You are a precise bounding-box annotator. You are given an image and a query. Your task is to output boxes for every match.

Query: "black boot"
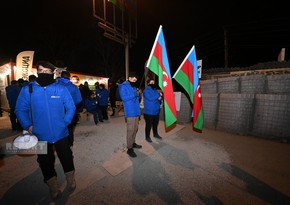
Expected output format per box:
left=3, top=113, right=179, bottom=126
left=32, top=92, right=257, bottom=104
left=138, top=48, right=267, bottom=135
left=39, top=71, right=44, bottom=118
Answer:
left=127, top=148, right=137, bottom=157
left=146, top=137, right=152, bottom=143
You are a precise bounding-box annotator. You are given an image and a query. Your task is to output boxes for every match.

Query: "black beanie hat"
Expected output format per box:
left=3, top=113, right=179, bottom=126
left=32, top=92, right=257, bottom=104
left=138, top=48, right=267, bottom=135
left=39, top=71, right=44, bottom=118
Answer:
left=36, top=61, right=56, bottom=71
left=128, top=72, right=138, bottom=78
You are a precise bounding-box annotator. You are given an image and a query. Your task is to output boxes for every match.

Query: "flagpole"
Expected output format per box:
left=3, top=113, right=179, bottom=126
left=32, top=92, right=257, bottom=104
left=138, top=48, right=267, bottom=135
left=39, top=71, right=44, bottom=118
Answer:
left=145, top=25, right=162, bottom=68
left=172, top=45, right=195, bottom=78
left=138, top=65, right=146, bottom=90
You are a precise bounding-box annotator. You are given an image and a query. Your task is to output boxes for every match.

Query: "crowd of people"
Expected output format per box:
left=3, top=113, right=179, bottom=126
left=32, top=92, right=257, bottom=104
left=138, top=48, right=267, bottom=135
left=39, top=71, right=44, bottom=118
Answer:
left=3, top=60, right=164, bottom=201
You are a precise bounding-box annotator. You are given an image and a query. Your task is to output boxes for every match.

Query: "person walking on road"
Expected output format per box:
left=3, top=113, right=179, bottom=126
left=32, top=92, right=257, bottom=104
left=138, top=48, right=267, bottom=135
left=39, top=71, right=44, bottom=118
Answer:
left=57, top=70, right=83, bottom=147
left=79, top=81, right=91, bottom=101
left=96, top=83, right=109, bottom=120
left=118, top=72, right=142, bottom=158
left=15, top=61, right=77, bottom=201
left=83, top=90, right=102, bottom=124
left=5, top=80, right=22, bottom=131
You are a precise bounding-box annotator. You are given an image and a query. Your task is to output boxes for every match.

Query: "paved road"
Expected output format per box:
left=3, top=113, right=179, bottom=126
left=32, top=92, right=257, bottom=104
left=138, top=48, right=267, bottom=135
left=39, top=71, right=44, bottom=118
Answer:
left=0, top=112, right=290, bottom=205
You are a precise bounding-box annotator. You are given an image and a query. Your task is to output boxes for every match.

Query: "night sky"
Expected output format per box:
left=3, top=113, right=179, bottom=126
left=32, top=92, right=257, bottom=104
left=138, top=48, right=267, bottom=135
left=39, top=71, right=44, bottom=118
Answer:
left=1, top=0, right=289, bottom=79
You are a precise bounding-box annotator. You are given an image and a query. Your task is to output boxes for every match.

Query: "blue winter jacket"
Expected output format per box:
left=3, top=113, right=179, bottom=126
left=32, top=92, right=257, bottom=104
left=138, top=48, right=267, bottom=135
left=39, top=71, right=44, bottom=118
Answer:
left=143, top=86, right=162, bottom=115
left=96, top=88, right=109, bottom=106
left=57, top=78, right=82, bottom=105
left=118, top=81, right=141, bottom=118
left=84, top=97, right=98, bottom=113
left=15, top=81, right=76, bottom=143
left=5, top=84, right=21, bottom=109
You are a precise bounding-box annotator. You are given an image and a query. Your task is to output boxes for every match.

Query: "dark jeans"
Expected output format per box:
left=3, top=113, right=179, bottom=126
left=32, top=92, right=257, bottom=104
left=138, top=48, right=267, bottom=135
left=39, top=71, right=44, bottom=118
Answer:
left=37, top=137, right=75, bottom=182
left=68, top=113, right=79, bottom=146
left=110, top=100, right=116, bottom=109
left=9, top=108, right=22, bottom=131
left=99, top=105, right=108, bottom=120
left=89, top=110, right=100, bottom=124
left=144, top=114, right=160, bottom=138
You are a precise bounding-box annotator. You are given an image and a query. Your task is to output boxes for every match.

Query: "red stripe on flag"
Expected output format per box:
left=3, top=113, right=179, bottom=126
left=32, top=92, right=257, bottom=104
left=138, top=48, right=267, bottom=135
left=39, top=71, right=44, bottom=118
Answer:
left=153, top=42, right=177, bottom=118
left=193, top=83, right=202, bottom=125
left=181, top=59, right=194, bottom=85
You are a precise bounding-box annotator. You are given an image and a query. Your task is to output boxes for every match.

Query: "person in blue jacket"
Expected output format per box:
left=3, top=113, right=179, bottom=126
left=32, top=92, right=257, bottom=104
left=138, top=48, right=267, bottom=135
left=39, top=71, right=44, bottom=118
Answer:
left=83, top=90, right=101, bottom=124
left=143, top=79, right=163, bottom=143
left=118, top=72, right=142, bottom=158
left=5, top=80, right=22, bottom=131
left=15, top=61, right=76, bottom=200
left=57, top=70, right=83, bottom=147
left=96, top=83, right=109, bottom=120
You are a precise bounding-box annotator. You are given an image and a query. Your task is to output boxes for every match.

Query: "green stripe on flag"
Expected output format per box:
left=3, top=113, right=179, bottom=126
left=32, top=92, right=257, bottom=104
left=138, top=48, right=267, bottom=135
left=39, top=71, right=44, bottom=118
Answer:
left=147, top=56, right=162, bottom=78
left=194, top=109, right=204, bottom=130
left=174, top=70, right=194, bottom=103
left=164, top=101, right=177, bottom=128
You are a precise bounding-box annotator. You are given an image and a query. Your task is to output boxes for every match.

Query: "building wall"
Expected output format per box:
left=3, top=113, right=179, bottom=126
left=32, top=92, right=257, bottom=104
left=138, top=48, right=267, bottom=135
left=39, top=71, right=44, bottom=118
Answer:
left=251, top=94, right=290, bottom=139
left=201, top=93, right=219, bottom=129
left=199, top=73, right=290, bottom=141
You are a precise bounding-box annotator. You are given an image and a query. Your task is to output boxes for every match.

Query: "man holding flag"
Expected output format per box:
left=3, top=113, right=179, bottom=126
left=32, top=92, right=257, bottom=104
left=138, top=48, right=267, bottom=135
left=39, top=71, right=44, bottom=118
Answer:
left=118, top=72, right=142, bottom=158
left=173, top=46, right=204, bottom=132
left=146, top=25, right=177, bottom=129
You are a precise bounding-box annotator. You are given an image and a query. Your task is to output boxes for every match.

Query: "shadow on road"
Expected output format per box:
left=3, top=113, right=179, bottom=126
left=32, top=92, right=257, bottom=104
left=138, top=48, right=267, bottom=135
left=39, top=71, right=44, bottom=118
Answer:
left=220, top=163, right=290, bottom=205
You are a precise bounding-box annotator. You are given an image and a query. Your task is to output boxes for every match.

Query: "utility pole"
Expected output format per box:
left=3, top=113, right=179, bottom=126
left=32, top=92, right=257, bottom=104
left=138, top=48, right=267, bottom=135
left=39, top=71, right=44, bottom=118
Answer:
left=93, top=0, right=137, bottom=80
left=125, top=35, right=129, bottom=79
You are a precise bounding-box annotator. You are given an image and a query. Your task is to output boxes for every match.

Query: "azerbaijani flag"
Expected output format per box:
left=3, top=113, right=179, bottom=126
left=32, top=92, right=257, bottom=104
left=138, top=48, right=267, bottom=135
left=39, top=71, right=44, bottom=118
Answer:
left=173, top=46, right=204, bottom=131
left=146, top=25, right=177, bottom=128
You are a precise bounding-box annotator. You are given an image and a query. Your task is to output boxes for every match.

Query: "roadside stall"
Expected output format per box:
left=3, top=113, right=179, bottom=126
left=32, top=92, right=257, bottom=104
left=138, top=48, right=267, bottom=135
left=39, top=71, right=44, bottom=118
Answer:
left=0, top=62, right=15, bottom=113
left=69, top=71, right=109, bottom=90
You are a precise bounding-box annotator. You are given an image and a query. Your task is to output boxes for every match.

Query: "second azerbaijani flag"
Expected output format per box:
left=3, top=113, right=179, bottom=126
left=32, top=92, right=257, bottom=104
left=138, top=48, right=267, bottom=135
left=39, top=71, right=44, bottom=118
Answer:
left=146, top=25, right=177, bottom=128
left=173, top=45, right=204, bottom=131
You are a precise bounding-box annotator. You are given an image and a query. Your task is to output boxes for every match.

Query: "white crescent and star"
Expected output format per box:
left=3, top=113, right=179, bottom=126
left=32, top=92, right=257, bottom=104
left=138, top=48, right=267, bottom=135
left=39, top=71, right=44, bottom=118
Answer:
left=197, top=84, right=201, bottom=98
left=162, top=71, right=168, bottom=87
